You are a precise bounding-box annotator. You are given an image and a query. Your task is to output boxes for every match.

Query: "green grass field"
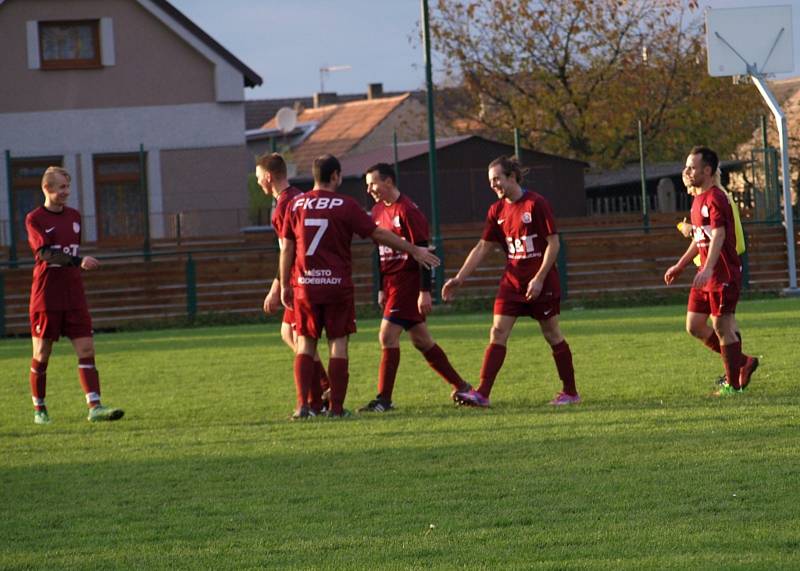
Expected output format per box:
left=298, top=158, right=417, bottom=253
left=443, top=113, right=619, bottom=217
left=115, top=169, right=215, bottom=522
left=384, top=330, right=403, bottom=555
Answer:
left=1, top=298, right=799, bottom=570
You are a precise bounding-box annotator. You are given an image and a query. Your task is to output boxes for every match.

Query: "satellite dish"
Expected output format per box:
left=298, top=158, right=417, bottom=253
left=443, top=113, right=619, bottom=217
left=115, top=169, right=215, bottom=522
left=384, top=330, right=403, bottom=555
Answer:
left=275, top=107, right=298, bottom=133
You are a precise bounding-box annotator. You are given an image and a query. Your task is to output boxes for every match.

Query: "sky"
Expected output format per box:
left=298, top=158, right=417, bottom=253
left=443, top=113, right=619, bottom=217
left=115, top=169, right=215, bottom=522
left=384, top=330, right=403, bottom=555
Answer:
left=168, top=0, right=429, bottom=100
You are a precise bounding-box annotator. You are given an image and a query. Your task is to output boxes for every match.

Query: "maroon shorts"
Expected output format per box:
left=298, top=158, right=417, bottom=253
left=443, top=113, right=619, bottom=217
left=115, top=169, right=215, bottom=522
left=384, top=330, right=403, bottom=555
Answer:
left=282, top=307, right=296, bottom=326
left=687, top=283, right=739, bottom=316
left=30, top=309, right=93, bottom=341
left=493, top=287, right=560, bottom=321
left=294, top=296, right=357, bottom=339
left=382, top=271, right=424, bottom=325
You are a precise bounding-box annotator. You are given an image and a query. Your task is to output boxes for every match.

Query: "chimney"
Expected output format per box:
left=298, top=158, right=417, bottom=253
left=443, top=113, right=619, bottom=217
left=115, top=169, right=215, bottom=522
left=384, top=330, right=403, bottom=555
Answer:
left=313, top=92, right=338, bottom=108
left=367, top=83, right=384, bottom=99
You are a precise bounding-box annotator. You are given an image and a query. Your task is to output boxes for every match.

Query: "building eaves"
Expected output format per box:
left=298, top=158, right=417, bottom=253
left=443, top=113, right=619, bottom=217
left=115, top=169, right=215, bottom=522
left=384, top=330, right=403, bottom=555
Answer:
left=152, top=0, right=262, bottom=87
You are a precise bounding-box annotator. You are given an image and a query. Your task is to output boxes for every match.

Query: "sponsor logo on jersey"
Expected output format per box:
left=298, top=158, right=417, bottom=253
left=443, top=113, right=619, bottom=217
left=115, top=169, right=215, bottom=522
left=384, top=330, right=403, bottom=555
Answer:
left=393, top=215, right=401, bottom=228
left=522, top=212, right=532, bottom=223
left=292, top=196, right=345, bottom=211
left=73, top=222, right=80, bottom=233
left=701, top=205, right=709, bottom=218
left=45, top=227, right=55, bottom=233
left=497, top=218, right=505, bottom=224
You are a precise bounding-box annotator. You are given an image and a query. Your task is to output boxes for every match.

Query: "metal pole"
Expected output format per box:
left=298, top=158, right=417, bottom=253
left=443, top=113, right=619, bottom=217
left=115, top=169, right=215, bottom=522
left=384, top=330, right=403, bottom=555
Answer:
left=421, top=0, right=443, bottom=301
left=0, top=270, right=5, bottom=337
left=752, top=76, right=799, bottom=292
left=638, top=120, right=650, bottom=234
left=513, top=127, right=521, bottom=158
left=393, top=129, right=400, bottom=189
left=139, top=144, right=151, bottom=262
left=5, top=150, right=17, bottom=268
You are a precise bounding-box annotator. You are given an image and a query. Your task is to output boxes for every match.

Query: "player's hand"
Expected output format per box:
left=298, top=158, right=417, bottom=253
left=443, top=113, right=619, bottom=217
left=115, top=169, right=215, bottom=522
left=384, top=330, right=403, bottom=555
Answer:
left=441, top=276, right=462, bottom=302
left=664, top=264, right=683, bottom=285
left=677, top=218, right=692, bottom=238
left=692, top=267, right=711, bottom=289
left=263, top=291, right=282, bottom=314
left=418, top=291, right=432, bottom=316
left=412, top=245, right=440, bottom=270
left=377, top=290, right=385, bottom=308
left=280, top=285, right=294, bottom=310
left=525, top=276, right=544, bottom=301
left=81, top=256, right=99, bottom=270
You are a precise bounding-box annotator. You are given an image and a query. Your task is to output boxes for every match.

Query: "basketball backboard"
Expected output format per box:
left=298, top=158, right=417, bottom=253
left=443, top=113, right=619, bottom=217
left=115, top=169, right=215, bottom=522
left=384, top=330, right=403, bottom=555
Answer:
left=706, top=5, right=795, bottom=77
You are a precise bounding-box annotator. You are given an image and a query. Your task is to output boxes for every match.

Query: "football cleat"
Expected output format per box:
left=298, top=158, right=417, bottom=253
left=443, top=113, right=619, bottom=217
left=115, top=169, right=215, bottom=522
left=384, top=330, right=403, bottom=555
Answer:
left=358, top=398, right=395, bottom=413
left=34, top=409, right=51, bottom=425
left=715, top=374, right=727, bottom=386
left=87, top=405, right=125, bottom=422
left=739, top=356, right=759, bottom=390
left=320, top=388, right=331, bottom=413
left=290, top=406, right=316, bottom=421
left=451, top=388, right=490, bottom=408
left=714, top=382, right=744, bottom=397
left=548, top=392, right=581, bottom=406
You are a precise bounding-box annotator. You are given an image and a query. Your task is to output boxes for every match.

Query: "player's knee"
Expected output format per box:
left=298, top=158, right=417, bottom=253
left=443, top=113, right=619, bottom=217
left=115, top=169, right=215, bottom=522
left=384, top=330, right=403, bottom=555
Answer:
left=686, top=323, right=705, bottom=338
left=489, top=326, right=510, bottom=344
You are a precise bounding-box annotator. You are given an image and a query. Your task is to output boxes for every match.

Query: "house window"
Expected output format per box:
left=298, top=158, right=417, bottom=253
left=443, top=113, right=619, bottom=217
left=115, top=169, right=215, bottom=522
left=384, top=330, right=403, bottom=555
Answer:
left=94, top=154, right=148, bottom=241
left=39, top=20, right=101, bottom=70
left=10, top=157, right=62, bottom=246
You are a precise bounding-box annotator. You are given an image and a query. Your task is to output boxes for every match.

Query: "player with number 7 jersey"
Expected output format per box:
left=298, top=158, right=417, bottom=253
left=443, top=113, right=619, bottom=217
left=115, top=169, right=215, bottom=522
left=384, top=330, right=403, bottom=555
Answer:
left=280, top=154, right=440, bottom=419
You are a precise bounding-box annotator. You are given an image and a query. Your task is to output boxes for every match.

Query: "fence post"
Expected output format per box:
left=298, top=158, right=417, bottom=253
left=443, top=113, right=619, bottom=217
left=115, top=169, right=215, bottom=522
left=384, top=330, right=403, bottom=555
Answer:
left=0, top=271, right=5, bottom=337
left=557, top=234, right=568, bottom=299
left=185, top=253, right=197, bottom=323
left=5, top=150, right=18, bottom=268
left=139, top=144, right=151, bottom=262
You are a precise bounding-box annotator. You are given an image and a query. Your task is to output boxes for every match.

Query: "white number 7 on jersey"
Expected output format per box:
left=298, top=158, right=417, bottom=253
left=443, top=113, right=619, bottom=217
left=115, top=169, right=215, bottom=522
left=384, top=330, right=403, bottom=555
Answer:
left=304, top=218, right=329, bottom=256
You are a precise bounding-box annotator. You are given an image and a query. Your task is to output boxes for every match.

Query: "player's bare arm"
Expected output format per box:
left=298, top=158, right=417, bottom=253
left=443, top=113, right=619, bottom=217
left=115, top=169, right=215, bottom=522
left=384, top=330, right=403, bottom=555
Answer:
left=417, top=290, right=432, bottom=316
left=263, top=278, right=282, bottom=314
left=442, top=239, right=493, bottom=301
left=693, top=227, right=725, bottom=289
left=372, top=227, right=440, bottom=269
left=526, top=234, right=560, bottom=301
left=664, top=242, right=699, bottom=285
left=279, top=238, right=296, bottom=309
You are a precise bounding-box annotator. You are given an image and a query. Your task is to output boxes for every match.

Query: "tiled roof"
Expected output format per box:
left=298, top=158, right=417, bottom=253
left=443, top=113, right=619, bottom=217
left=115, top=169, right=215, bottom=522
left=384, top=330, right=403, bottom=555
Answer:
left=244, top=90, right=424, bottom=130
left=261, top=94, right=412, bottom=175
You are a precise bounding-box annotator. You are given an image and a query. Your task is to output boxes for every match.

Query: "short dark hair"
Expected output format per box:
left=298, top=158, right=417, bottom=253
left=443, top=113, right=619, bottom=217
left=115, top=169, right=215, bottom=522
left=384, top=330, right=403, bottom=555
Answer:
left=255, top=152, right=287, bottom=178
left=364, top=163, right=396, bottom=184
left=488, top=155, right=528, bottom=183
left=313, top=154, right=341, bottom=184
left=689, top=146, right=719, bottom=174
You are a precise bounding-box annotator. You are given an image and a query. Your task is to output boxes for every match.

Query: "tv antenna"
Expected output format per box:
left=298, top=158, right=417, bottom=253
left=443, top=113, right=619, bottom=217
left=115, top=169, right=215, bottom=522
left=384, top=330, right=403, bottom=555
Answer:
left=319, top=65, right=351, bottom=92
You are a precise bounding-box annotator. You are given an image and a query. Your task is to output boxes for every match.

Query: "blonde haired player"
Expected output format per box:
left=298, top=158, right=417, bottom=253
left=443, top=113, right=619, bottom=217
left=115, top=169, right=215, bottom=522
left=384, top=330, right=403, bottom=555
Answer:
left=25, top=167, right=124, bottom=424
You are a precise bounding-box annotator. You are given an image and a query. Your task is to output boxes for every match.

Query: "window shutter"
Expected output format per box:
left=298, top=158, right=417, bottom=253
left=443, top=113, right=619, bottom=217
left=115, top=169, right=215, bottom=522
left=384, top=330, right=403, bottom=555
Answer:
left=100, top=17, right=115, bottom=66
left=26, top=21, right=40, bottom=70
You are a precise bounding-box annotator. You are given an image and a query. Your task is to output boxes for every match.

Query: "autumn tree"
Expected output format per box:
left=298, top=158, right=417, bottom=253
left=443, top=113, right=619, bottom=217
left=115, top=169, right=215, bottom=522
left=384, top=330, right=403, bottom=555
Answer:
left=431, top=0, right=764, bottom=168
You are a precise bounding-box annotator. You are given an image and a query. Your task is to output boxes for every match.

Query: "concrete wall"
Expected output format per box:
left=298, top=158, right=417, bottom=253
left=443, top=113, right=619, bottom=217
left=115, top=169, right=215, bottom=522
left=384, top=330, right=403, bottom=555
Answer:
left=160, top=146, right=251, bottom=236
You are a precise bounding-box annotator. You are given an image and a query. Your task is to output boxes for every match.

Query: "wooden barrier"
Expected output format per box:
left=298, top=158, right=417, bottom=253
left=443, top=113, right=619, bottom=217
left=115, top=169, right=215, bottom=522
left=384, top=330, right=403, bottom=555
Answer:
left=1, top=223, right=798, bottom=335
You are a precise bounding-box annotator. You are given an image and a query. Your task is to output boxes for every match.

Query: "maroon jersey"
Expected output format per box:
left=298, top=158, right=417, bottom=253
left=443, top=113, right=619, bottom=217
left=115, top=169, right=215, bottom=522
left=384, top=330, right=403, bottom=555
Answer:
left=271, top=185, right=303, bottom=237
left=481, top=190, right=560, bottom=298
left=282, top=190, right=376, bottom=303
left=25, top=206, right=87, bottom=311
left=371, top=194, right=430, bottom=275
left=690, top=186, right=741, bottom=291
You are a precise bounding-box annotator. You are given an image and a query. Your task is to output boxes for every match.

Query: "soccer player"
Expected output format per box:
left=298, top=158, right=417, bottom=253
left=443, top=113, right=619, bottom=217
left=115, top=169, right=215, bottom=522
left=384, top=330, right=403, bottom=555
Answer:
left=677, top=166, right=748, bottom=387
left=279, top=154, right=440, bottom=419
left=25, top=166, right=124, bottom=424
left=358, top=163, right=487, bottom=412
left=256, top=153, right=329, bottom=412
left=664, top=146, right=758, bottom=396
left=441, top=156, right=580, bottom=406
